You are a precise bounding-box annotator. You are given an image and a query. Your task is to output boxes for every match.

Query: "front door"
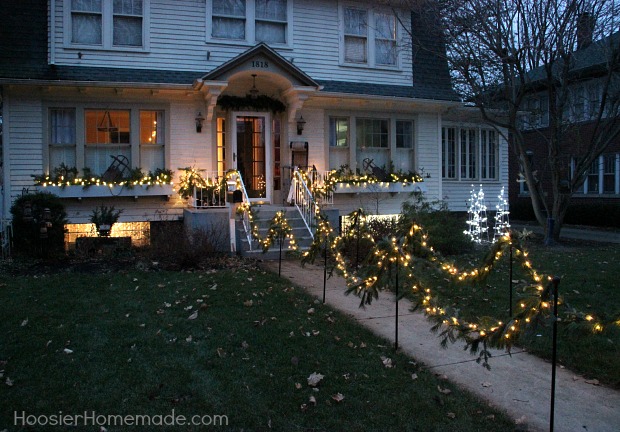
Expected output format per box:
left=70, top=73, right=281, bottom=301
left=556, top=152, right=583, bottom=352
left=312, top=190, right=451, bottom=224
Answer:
left=233, top=113, right=271, bottom=202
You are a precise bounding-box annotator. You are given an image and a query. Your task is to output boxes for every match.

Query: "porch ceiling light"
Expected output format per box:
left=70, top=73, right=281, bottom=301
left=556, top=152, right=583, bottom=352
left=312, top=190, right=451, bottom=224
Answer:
left=249, top=74, right=259, bottom=99
left=195, top=111, right=205, bottom=133
left=296, top=115, right=306, bottom=135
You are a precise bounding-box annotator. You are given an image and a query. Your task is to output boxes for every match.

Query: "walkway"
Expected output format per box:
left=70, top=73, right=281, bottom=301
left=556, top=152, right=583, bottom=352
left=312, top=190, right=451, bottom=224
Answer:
left=263, top=260, right=620, bottom=432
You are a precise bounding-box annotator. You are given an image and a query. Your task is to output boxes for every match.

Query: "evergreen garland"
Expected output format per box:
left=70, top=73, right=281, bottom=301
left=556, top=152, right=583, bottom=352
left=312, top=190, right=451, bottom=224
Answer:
left=217, top=95, right=286, bottom=113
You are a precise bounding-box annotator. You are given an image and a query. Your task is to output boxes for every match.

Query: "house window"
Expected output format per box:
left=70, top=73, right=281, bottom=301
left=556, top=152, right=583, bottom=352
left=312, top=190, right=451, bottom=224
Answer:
left=522, top=95, right=549, bottom=130
left=519, top=151, right=534, bottom=195
left=216, top=117, right=226, bottom=177
left=344, top=8, right=368, bottom=63
left=71, top=0, right=103, bottom=45
left=394, top=120, right=414, bottom=173
left=139, top=111, right=164, bottom=173
left=396, top=120, right=413, bottom=149
left=480, top=129, right=497, bottom=179
left=210, top=0, right=289, bottom=44
left=49, top=109, right=77, bottom=168
left=442, top=127, right=456, bottom=179
left=69, top=0, right=144, bottom=48
left=342, top=5, right=399, bottom=68
left=273, top=117, right=281, bottom=190
left=603, top=154, right=616, bottom=193
left=212, top=0, right=246, bottom=39
left=442, top=126, right=498, bottom=181
left=113, top=0, right=144, bottom=46
left=256, top=0, right=287, bottom=44
left=47, top=107, right=166, bottom=177
left=85, top=110, right=131, bottom=174
left=356, top=118, right=389, bottom=170
left=460, top=128, right=477, bottom=180
left=375, top=12, right=396, bottom=66
left=329, top=117, right=349, bottom=170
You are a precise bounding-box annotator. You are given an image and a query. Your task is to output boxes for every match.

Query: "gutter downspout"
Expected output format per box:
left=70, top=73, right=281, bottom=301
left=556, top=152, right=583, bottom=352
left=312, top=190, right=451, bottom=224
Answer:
left=50, top=0, right=56, bottom=65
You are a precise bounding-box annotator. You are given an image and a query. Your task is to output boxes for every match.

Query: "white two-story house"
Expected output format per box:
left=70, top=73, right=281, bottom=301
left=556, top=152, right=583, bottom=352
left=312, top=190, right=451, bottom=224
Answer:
left=0, top=0, right=508, bottom=248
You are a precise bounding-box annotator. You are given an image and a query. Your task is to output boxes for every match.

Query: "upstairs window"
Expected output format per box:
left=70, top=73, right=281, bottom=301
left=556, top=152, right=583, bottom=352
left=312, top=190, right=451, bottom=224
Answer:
left=375, top=12, right=396, bottom=66
left=113, top=0, right=143, bottom=46
left=68, top=0, right=145, bottom=49
left=255, top=0, right=287, bottom=44
left=71, top=0, right=103, bottom=45
left=210, top=0, right=289, bottom=45
left=342, top=5, right=399, bottom=68
left=344, top=8, right=368, bottom=63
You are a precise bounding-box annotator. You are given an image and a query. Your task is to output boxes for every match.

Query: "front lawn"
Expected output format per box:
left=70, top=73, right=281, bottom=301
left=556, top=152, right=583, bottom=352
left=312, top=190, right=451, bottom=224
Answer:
left=0, top=260, right=516, bottom=431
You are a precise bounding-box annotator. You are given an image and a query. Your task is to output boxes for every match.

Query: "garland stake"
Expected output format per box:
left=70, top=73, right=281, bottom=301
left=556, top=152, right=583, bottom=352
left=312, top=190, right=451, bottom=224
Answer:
left=550, top=276, right=561, bottom=432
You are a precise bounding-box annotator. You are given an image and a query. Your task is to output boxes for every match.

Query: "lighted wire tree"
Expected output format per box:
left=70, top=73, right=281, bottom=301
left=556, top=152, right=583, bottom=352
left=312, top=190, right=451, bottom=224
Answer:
left=464, top=185, right=489, bottom=244
left=493, top=186, right=511, bottom=243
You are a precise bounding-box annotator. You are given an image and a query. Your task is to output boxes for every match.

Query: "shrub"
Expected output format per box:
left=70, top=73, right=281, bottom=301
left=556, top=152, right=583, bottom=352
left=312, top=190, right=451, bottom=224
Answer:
left=146, top=220, right=227, bottom=269
left=399, top=195, right=472, bottom=256
left=10, top=192, right=68, bottom=257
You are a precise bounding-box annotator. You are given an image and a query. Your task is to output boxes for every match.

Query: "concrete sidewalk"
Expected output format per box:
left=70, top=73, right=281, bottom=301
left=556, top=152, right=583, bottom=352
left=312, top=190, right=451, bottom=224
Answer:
left=263, top=260, right=620, bottom=432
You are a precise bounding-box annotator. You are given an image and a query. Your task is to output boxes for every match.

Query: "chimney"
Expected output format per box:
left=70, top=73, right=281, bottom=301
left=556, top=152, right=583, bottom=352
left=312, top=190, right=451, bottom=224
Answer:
left=577, top=12, right=595, bottom=49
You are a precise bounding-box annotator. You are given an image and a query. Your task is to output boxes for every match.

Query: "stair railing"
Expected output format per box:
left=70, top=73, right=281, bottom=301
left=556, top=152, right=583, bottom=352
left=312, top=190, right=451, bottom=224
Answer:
left=291, top=168, right=319, bottom=239
left=226, top=170, right=254, bottom=250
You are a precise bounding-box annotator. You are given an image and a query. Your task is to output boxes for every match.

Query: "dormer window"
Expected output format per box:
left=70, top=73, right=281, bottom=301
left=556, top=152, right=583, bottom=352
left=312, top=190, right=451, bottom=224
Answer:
left=67, top=0, right=146, bottom=50
left=209, top=0, right=290, bottom=45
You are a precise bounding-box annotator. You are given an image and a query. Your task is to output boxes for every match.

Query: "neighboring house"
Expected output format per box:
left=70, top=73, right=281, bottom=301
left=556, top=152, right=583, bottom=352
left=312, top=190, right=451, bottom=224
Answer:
left=0, top=0, right=508, bottom=249
left=510, top=28, right=620, bottom=225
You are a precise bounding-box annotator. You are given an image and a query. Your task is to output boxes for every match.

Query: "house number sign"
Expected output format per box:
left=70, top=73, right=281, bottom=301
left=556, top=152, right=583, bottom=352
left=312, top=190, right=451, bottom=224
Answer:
left=251, top=60, right=269, bottom=68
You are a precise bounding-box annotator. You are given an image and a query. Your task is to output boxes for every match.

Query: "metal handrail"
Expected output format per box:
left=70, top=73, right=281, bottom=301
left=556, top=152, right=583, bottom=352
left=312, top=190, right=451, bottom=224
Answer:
left=191, top=171, right=227, bottom=208
left=292, top=168, right=319, bottom=239
left=227, top=170, right=254, bottom=250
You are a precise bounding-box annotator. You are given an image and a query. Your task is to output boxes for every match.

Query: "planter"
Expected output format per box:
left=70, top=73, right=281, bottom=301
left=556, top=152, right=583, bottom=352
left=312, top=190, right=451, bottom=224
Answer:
left=37, top=184, right=174, bottom=199
left=333, top=182, right=427, bottom=194
left=76, top=236, right=131, bottom=256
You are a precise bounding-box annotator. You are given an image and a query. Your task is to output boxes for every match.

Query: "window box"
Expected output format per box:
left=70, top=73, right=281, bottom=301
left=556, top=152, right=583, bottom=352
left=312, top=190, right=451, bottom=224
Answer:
left=333, top=182, right=426, bottom=194
left=38, top=184, right=174, bottom=199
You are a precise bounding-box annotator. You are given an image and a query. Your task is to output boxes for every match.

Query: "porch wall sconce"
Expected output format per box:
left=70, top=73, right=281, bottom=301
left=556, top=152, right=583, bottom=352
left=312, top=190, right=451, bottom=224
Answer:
left=296, top=115, right=306, bottom=135
left=195, top=112, right=205, bottom=133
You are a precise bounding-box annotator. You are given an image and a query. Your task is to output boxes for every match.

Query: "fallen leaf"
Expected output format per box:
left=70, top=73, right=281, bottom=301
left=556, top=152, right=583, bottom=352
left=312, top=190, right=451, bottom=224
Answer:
left=486, top=414, right=495, bottom=420
left=185, top=336, right=193, bottom=343
left=5, top=377, right=13, bottom=386
left=216, top=348, right=226, bottom=358
left=243, top=300, right=254, bottom=307
left=331, top=393, right=345, bottom=402
left=380, top=356, right=393, bottom=368
left=437, top=385, right=452, bottom=395
left=411, top=373, right=418, bottom=380
left=21, top=319, right=28, bottom=327
left=241, top=341, right=249, bottom=350
left=157, top=284, right=166, bottom=288
left=481, top=382, right=492, bottom=388
left=187, top=311, right=198, bottom=320
left=307, top=308, right=315, bottom=315
left=309, top=395, right=317, bottom=405
left=210, top=284, right=218, bottom=290
left=447, top=412, right=456, bottom=419
left=295, top=383, right=302, bottom=389
left=63, top=348, right=73, bottom=354
left=300, top=403, right=308, bottom=412
left=585, top=379, right=600, bottom=386
left=307, top=372, right=324, bottom=387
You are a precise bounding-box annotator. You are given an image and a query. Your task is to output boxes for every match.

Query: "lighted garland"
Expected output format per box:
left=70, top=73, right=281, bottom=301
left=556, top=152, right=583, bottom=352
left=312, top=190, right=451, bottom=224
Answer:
left=33, top=168, right=173, bottom=189
left=260, top=210, right=298, bottom=253
left=287, top=206, right=618, bottom=367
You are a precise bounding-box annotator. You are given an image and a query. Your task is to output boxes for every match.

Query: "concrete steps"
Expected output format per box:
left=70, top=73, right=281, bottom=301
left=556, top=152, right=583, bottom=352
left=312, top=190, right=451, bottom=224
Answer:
left=236, top=206, right=314, bottom=259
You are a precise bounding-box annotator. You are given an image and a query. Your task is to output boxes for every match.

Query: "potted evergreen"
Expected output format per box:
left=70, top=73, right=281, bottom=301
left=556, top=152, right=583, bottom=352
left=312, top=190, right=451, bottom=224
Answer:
left=90, top=205, right=122, bottom=237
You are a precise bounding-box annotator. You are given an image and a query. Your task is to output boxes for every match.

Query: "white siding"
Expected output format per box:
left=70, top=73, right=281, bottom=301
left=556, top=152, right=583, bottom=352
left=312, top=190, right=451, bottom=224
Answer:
left=416, top=113, right=441, bottom=201
left=52, top=0, right=413, bottom=87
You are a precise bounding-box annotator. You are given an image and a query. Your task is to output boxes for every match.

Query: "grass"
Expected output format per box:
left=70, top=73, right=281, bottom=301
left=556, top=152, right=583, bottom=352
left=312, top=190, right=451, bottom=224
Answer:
left=415, top=235, right=620, bottom=388
left=0, top=259, right=517, bottom=431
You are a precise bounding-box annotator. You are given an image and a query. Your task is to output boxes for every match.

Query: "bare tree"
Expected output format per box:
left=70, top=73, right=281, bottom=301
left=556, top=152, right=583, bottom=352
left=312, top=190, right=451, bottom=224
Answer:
left=402, top=0, right=620, bottom=243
